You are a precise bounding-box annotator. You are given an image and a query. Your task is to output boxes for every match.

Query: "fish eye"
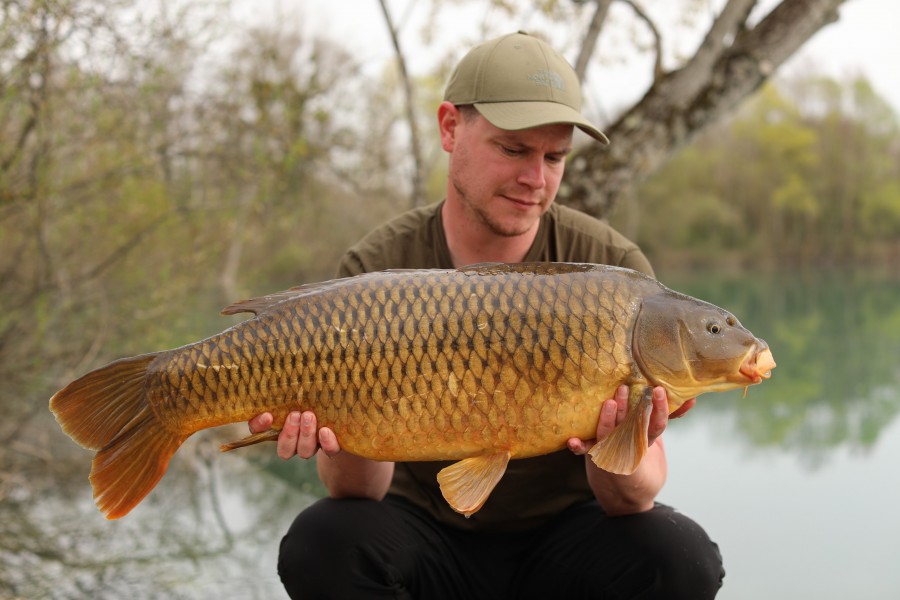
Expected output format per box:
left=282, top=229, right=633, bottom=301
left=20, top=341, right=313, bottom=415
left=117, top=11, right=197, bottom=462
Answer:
left=707, top=322, right=722, bottom=334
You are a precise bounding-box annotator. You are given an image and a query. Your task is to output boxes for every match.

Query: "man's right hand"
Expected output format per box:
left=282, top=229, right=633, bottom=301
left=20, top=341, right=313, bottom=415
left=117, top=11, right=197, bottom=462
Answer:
left=248, top=411, right=341, bottom=460
left=250, top=410, right=394, bottom=500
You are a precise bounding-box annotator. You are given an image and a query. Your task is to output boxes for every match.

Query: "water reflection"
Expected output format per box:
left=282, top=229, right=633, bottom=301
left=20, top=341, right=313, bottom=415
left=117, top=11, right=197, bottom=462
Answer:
left=662, top=267, right=900, bottom=467
left=2, top=422, right=312, bottom=599
left=3, top=268, right=898, bottom=598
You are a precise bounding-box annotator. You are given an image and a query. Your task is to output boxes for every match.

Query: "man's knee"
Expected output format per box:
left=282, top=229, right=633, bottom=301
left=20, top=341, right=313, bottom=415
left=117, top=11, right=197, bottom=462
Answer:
left=277, top=497, right=391, bottom=597
left=515, top=502, right=724, bottom=599
left=636, top=505, right=725, bottom=599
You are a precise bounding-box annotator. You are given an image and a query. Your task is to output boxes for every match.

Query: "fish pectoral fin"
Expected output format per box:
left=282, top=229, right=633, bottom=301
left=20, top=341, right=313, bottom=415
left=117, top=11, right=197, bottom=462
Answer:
left=587, top=386, right=653, bottom=475
left=220, top=428, right=281, bottom=452
left=437, top=451, right=511, bottom=518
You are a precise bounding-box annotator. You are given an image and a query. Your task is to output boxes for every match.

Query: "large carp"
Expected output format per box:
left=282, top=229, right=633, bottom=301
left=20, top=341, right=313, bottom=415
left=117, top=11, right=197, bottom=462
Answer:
left=50, top=263, right=775, bottom=520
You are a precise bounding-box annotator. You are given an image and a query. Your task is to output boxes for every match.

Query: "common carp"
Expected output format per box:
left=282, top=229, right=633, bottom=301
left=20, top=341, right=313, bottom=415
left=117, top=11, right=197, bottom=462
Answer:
left=50, top=263, right=775, bottom=520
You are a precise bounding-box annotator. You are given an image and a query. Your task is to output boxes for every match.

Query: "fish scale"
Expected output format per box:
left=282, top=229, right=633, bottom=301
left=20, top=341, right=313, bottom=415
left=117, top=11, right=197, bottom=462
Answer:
left=49, top=262, right=775, bottom=519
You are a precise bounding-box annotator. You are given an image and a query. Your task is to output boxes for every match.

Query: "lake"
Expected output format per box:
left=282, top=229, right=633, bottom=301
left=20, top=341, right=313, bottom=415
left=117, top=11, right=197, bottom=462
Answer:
left=3, top=267, right=899, bottom=599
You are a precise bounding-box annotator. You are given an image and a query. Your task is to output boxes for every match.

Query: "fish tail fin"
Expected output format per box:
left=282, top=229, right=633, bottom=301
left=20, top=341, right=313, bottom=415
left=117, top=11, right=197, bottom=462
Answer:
left=587, top=388, right=653, bottom=475
left=49, top=354, right=187, bottom=519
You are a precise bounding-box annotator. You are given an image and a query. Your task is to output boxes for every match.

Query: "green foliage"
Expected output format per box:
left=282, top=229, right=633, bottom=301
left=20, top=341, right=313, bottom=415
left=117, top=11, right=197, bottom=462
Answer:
left=1, top=5, right=897, bottom=593
left=860, top=180, right=900, bottom=239
left=0, top=2, right=409, bottom=440
left=624, top=74, right=900, bottom=267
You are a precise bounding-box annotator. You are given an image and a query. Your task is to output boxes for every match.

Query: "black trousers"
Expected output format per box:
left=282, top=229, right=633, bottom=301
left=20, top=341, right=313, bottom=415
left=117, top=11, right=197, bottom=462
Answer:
left=277, top=494, right=724, bottom=600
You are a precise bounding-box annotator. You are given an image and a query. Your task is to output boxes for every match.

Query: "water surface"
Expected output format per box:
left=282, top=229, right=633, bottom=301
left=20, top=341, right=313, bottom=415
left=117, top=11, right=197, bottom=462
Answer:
left=3, top=267, right=898, bottom=599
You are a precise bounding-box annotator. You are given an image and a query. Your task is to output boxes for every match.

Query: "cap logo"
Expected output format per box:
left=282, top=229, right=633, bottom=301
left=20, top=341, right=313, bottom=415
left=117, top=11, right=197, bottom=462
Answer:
left=527, top=69, right=565, bottom=91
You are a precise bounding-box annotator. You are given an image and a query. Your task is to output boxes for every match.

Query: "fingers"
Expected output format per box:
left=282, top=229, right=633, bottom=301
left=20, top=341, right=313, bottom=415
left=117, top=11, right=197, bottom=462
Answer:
left=647, top=386, right=670, bottom=445
left=596, top=384, right=628, bottom=439
left=568, top=385, right=629, bottom=456
left=274, top=411, right=342, bottom=460
left=296, top=411, right=321, bottom=459
left=248, top=412, right=273, bottom=434
left=613, top=384, right=628, bottom=420
left=594, top=398, right=619, bottom=440
left=276, top=412, right=304, bottom=460
left=317, top=427, right=341, bottom=457
left=569, top=385, right=690, bottom=457
left=567, top=437, right=588, bottom=455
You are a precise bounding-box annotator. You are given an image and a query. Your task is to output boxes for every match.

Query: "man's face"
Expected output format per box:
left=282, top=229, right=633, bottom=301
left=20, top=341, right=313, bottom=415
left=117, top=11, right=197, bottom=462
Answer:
left=444, top=107, right=574, bottom=238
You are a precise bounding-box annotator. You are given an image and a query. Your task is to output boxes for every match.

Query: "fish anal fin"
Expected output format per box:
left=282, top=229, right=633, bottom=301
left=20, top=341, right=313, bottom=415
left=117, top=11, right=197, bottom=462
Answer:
left=437, top=451, right=511, bottom=517
left=220, top=428, right=280, bottom=452
left=587, top=386, right=653, bottom=475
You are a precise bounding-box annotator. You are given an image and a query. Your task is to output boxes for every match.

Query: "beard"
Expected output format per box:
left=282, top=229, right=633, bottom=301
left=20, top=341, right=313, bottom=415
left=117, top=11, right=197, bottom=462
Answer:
left=452, top=179, right=543, bottom=238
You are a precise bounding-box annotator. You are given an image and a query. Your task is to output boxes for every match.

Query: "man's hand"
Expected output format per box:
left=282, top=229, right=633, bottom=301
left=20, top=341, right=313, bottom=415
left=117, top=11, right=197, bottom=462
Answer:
left=249, top=410, right=393, bottom=499
left=565, top=385, right=696, bottom=515
left=248, top=411, right=341, bottom=460
left=565, top=385, right=696, bottom=455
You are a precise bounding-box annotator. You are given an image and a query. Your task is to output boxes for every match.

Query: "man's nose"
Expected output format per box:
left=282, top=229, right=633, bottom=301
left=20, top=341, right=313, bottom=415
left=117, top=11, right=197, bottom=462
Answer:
left=517, top=156, right=546, bottom=189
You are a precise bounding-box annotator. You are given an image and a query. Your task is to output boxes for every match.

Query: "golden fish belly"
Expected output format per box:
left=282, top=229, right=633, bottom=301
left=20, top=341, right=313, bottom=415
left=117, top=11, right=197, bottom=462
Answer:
left=148, top=266, right=644, bottom=461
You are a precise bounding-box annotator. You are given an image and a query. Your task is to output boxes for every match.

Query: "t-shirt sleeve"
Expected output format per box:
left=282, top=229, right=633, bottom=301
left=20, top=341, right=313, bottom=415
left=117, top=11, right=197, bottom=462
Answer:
left=618, top=247, right=655, bottom=278
left=336, top=250, right=366, bottom=278
left=544, top=205, right=657, bottom=279
left=335, top=202, right=447, bottom=278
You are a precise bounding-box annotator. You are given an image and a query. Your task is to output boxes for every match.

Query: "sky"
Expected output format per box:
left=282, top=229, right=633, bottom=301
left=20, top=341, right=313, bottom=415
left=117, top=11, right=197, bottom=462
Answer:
left=794, top=0, right=900, bottom=112
left=242, top=0, right=900, bottom=119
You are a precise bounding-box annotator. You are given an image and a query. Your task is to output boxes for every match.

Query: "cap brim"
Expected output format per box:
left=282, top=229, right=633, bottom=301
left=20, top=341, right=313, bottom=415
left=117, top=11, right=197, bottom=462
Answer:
left=475, top=101, right=609, bottom=144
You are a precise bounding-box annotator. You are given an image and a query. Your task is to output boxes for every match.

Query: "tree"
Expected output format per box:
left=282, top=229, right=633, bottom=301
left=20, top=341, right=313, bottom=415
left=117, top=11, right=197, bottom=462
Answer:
left=374, top=0, right=850, bottom=218
left=624, top=72, right=900, bottom=266
left=195, top=23, right=367, bottom=299
left=563, top=0, right=849, bottom=216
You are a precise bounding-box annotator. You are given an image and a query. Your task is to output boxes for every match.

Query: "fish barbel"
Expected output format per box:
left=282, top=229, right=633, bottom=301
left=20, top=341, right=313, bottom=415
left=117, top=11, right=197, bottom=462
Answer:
left=49, top=263, right=775, bottom=519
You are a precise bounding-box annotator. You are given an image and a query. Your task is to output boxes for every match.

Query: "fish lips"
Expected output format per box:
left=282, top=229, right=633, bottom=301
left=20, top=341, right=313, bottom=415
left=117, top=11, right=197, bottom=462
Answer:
left=738, top=346, right=776, bottom=383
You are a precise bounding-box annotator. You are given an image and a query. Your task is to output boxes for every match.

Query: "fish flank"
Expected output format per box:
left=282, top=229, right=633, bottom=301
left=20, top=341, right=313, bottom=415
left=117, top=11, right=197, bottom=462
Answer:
left=48, top=263, right=774, bottom=518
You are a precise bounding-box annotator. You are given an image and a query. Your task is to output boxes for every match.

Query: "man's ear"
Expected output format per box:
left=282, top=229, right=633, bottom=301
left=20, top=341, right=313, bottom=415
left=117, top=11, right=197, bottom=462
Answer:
left=437, top=101, right=460, bottom=152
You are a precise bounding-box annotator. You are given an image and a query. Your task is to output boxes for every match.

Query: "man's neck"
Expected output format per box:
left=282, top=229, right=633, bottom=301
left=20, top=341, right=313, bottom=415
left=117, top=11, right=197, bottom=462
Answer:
left=441, top=200, right=541, bottom=268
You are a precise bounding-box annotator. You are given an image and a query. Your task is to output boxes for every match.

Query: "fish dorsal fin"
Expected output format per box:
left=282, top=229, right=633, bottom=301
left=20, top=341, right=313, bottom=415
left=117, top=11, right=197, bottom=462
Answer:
left=222, top=290, right=294, bottom=316
left=458, top=262, right=506, bottom=273
left=220, top=283, right=337, bottom=316
left=437, top=450, right=511, bottom=517
left=587, top=385, right=653, bottom=475
left=458, top=262, right=600, bottom=277
left=220, top=271, right=409, bottom=316
left=221, top=270, right=448, bottom=316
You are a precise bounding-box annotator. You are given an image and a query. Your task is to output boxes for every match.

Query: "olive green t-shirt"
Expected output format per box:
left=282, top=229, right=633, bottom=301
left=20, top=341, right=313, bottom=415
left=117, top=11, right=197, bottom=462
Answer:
left=336, top=201, right=654, bottom=532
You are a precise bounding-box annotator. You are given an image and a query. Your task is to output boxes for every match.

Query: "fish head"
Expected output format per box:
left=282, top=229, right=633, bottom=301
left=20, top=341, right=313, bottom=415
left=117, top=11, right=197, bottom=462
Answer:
left=632, top=292, right=775, bottom=409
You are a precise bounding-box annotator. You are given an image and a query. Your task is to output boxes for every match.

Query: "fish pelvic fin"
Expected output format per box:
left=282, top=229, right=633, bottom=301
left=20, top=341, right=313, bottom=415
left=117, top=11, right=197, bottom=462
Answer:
left=220, top=428, right=281, bottom=451
left=49, top=354, right=187, bottom=520
left=437, top=451, right=511, bottom=517
left=587, top=386, right=653, bottom=475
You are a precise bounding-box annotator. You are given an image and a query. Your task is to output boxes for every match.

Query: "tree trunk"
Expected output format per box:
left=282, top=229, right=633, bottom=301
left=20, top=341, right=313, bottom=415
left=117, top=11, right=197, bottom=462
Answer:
left=560, top=0, right=847, bottom=218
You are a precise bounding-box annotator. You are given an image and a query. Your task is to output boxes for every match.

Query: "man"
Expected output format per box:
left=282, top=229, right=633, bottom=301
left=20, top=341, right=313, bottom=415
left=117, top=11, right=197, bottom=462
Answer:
left=249, top=31, right=724, bottom=599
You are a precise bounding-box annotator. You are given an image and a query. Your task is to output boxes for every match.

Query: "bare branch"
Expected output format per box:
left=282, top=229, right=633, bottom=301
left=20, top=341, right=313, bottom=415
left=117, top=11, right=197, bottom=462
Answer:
left=560, top=0, right=848, bottom=217
left=663, top=0, right=759, bottom=105
left=82, top=212, right=173, bottom=283
left=573, top=0, right=612, bottom=82
left=378, top=0, right=426, bottom=209
left=619, top=0, right=664, bottom=81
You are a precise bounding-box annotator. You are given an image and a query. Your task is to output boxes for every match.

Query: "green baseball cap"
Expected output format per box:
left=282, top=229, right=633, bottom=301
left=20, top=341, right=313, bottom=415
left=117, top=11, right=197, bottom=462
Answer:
left=444, top=31, right=608, bottom=144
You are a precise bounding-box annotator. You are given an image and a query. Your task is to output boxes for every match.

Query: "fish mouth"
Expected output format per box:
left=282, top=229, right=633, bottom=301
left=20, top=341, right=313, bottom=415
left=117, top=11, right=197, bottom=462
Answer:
left=739, top=347, right=776, bottom=383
